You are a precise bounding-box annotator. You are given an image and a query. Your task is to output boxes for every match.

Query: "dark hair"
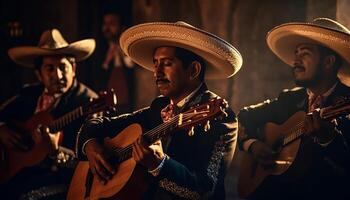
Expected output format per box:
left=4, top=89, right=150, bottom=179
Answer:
left=34, top=55, right=76, bottom=71
left=318, top=45, right=342, bottom=72
left=101, top=2, right=131, bottom=27
left=174, top=47, right=206, bottom=81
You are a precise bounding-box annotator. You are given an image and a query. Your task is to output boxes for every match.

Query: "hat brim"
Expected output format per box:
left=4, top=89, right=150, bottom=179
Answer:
left=8, top=39, right=96, bottom=68
left=120, top=22, right=242, bottom=79
left=267, top=23, right=350, bottom=84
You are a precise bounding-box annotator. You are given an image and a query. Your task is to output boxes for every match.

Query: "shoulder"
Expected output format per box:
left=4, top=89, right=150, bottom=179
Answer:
left=279, top=87, right=306, bottom=97
left=334, top=82, right=350, bottom=95
left=74, top=82, right=99, bottom=99
left=239, top=87, right=306, bottom=114
left=20, top=83, right=44, bottom=95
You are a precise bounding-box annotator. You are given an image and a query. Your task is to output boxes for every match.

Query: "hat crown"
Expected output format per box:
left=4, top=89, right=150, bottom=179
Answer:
left=38, top=29, right=69, bottom=49
left=313, top=18, right=350, bottom=34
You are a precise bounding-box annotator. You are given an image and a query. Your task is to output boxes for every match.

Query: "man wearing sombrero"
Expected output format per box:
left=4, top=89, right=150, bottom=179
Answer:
left=0, top=29, right=98, bottom=199
left=75, top=21, right=242, bottom=199
left=238, top=18, right=350, bottom=199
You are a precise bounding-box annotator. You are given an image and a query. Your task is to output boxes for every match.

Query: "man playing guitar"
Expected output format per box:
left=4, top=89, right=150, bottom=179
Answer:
left=238, top=18, right=350, bottom=200
left=0, top=29, right=98, bottom=199
left=74, top=21, right=242, bottom=199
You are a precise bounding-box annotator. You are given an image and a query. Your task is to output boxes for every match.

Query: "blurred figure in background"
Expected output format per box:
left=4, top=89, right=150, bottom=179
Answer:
left=91, top=6, right=135, bottom=114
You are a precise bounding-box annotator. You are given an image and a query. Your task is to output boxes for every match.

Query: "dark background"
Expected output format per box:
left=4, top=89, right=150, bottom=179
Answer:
left=1, top=0, right=349, bottom=199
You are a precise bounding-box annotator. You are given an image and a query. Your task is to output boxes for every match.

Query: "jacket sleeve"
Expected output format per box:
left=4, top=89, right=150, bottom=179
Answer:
left=237, top=97, right=281, bottom=150
left=156, top=107, right=237, bottom=199
left=320, top=117, right=350, bottom=178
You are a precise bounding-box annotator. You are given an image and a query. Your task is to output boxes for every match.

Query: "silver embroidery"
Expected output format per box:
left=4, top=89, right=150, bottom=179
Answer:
left=206, top=136, right=226, bottom=189
left=159, top=178, right=200, bottom=200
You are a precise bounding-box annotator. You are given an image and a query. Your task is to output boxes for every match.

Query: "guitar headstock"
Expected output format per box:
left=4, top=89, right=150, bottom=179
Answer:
left=177, top=98, right=228, bottom=131
left=84, top=89, right=117, bottom=116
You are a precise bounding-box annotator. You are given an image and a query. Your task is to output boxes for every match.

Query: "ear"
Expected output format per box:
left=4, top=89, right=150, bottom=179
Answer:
left=189, top=61, right=201, bottom=80
left=323, top=55, right=336, bottom=70
left=72, top=63, right=76, bottom=77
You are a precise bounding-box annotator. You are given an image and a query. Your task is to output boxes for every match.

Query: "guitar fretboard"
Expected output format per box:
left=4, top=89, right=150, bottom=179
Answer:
left=282, top=103, right=350, bottom=146
left=48, top=107, right=84, bottom=132
left=282, top=121, right=305, bottom=146
left=111, top=115, right=181, bottom=164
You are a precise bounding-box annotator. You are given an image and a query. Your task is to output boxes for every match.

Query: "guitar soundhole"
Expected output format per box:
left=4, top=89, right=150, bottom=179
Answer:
left=20, top=133, right=35, bottom=150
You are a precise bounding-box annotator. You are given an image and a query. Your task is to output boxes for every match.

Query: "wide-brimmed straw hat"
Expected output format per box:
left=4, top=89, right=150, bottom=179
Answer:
left=119, top=21, right=242, bottom=79
left=267, top=18, right=350, bottom=83
left=8, top=29, right=96, bottom=68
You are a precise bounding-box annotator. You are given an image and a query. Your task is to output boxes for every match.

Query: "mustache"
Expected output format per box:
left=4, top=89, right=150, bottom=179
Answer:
left=292, top=65, right=305, bottom=71
left=156, top=77, right=170, bottom=84
left=51, top=79, right=67, bottom=86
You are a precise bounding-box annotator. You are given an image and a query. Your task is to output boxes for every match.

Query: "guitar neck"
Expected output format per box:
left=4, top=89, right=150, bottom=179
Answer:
left=283, top=103, right=350, bottom=146
left=112, top=115, right=182, bottom=164
left=48, top=106, right=84, bottom=132
left=110, top=98, right=225, bottom=164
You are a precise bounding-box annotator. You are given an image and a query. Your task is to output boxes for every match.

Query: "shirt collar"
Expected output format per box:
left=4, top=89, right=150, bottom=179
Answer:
left=43, top=88, right=63, bottom=99
left=307, top=81, right=339, bottom=99
left=171, top=82, right=203, bottom=108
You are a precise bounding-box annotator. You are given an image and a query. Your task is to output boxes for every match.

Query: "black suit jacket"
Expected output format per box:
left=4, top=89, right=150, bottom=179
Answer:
left=76, top=84, right=237, bottom=199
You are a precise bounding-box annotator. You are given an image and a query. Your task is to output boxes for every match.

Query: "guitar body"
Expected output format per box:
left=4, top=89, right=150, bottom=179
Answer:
left=238, top=111, right=314, bottom=198
left=67, top=123, right=149, bottom=200
left=0, top=90, right=116, bottom=184
left=0, top=111, right=61, bottom=183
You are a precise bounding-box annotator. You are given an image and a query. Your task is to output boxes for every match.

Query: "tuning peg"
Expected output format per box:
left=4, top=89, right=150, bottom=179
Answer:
left=204, top=120, right=211, bottom=132
left=188, top=126, right=195, bottom=136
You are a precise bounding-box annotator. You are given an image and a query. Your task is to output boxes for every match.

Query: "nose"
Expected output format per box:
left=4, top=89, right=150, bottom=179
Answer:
left=153, top=64, right=164, bottom=78
left=55, top=68, right=64, bottom=79
left=292, top=55, right=302, bottom=67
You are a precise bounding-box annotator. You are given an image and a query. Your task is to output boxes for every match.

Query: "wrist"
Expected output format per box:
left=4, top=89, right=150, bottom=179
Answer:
left=148, top=154, right=169, bottom=177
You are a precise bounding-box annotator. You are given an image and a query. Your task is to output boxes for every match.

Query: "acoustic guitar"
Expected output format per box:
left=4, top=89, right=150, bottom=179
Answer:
left=237, top=99, right=350, bottom=198
left=67, top=98, right=228, bottom=200
left=0, top=90, right=117, bottom=183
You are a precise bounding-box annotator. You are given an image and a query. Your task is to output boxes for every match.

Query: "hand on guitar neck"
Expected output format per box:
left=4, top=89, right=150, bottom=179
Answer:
left=132, top=138, right=165, bottom=172
left=304, top=110, right=337, bottom=145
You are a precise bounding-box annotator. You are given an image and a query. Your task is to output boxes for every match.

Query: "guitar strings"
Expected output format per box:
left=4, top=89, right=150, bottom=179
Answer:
left=283, top=120, right=305, bottom=145
left=111, top=112, right=202, bottom=160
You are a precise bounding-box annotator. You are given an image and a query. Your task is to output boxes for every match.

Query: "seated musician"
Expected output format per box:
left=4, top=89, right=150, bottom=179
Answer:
left=75, top=21, right=241, bottom=199
left=238, top=18, right=350, bottom=200
left=0, top=29, right=98, bottom=199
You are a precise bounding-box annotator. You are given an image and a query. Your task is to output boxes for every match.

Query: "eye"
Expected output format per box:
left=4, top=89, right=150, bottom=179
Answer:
left=59, top=64, right=68, bottom=72
left=301, top=52, right=309, bottom=57
left=43, top=65, right=55, bottom=72
left=163, top=60, right=172, bottom=66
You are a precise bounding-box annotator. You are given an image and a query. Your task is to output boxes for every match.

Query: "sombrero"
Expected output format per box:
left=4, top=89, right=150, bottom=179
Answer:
left=267, top=18, right=350, bottom=83
left=119, top=21, right=242, bottom=79
left=8, top=28, right=96, bottom=68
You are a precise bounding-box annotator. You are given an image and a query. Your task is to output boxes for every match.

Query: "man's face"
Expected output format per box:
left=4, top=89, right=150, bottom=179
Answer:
left=37, top=55, right=76, bottom=95
left=102, top=14, right=122, bottom=41
left=153, top=47, right=192, bottom=100
left=292, top=43, right=323, bottom=87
